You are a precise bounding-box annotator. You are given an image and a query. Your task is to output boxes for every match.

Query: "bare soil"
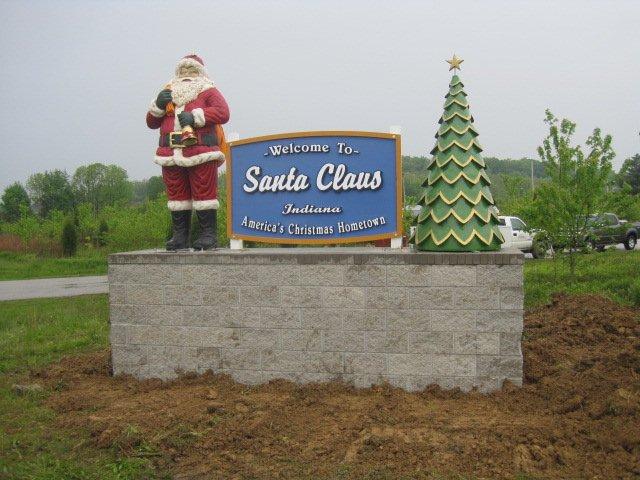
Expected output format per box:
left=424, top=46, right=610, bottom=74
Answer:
left=33, top=294, right=640, bottom=479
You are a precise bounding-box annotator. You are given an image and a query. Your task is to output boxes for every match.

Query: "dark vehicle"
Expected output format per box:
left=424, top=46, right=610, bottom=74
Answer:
left=587, top=213, right=639, bottom=251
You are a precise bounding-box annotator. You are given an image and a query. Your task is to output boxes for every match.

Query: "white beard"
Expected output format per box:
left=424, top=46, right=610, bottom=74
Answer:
left=169, top=76, right=214, bottom=107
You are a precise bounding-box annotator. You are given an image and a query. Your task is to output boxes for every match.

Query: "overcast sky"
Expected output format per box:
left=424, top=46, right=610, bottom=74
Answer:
left=1, top=0, right=638, bottom=191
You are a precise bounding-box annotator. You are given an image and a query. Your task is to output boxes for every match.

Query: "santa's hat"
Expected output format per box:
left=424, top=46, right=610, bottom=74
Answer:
left=175, top=54, right=207, bottom=77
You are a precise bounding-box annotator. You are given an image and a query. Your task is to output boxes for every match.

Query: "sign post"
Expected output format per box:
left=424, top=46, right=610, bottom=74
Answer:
left=226, top=131, right=402, bottom=246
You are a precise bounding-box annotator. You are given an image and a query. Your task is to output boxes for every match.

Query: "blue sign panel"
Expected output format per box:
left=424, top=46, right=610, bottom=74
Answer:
left=227, top=131, right=402, bottom=244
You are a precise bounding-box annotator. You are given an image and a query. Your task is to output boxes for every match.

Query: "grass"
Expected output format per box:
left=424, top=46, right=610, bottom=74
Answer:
left=524, top=248, right=640, bottom=308
left=0, top=295, right=109, bottom=373
left=0, top=250, right=107, bottom=281
left=0, top=294, right=162, bottom=479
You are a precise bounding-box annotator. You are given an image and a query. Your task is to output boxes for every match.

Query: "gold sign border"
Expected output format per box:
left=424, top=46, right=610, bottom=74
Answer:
left=226, top=130, right=403, bottom=245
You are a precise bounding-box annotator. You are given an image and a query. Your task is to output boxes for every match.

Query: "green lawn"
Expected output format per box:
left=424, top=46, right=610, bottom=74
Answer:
left=524, top=249, right=640, bottom=308
left=0, top=251, right=107, bottom=280
left=0, top=295, right=160, bottom=480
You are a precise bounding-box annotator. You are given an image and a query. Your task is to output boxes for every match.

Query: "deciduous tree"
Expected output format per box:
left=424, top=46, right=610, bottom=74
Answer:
left=72, top=163, right=132, bottom=214
left=619, top=153, right=640, bottom=195
left=530, top=110, right=614, bottom=275
left=26, top=170, right=75, bottom=218
left=0, top=182, right=30, bottom=222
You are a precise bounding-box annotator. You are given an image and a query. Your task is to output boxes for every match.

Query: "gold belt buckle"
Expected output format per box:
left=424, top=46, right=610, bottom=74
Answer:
left=169, top=132, right=184, bottom=148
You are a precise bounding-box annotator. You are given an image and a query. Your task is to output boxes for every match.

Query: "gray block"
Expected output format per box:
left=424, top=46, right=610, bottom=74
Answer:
left=239, top=328, right=280, bottom=349
left=429, top=310, right=476, bottom=331
left=109, top=249, right=522, bottom=391
left=300, top=265, right=344, bottom=286
left=476, top=265, right=522, bottom=287
left=321, top=287, right=365, bottom=309
left=220, top=349, right=260, bottom=370
left=163, top=326, right=204, bottom=347
left=323, top=331, right=365, bottom=352
left=126, top=284, right=163, bottom=305
left=112, top=344, right=148, bottom=368
left=501, top=287, right=524, bottom=310
left=110, top=305, right=183, bottom=326
left=408, top=332, right=453, bottom=354
left=201, top=327, right=241, bottom=348
left=477, top=355, right=523, bottom=378
left=262, top=350, right=342, bottom=373
left=127, top=325, right=164, bottom=345
left=182, top=306, right=240, bottom=328
left=386, top=265, right=476, bottom=287
left=476, top=310, right=523, bottom=333
left=238, top=286, right=281, bottom=307
left=500, top=333, right=522, bottom=355
left=163, top=345, right=200, bottom=371
left=110, top=264, right=181, bottom=285
left=343, top=309, right=385, bottom=330
left=343, top=353, right=387, bottom=374
left=386, top=309, right=430, bottom=332
left=261, top=308, right=300, bottom=328
left=388, top=354, right=475, bottom=377
left=109, top=284, right=126, bottom=304
left=253, top=265, right=300, bottom=286
left=109, top=324, right=126, bottom=345
left=195, top=347, right=222, bottom=372
left=449, top=287, right=501, bottom=310
left=366, top=331, right=408, bottom=353
left=385, top=287, right=411, bottom=310
left=363, top=287, right=390, bottom=310
left=220, top=265, right=259, bottom=286
left=344, top=265, right=386, bottom=286
left=164, top=285, right=204, bottom=306
left=281, top=329, right=322, bottom=351
left=202, top=286, right=239, bottom=308
left=300, top=308, right=342, bottom=330
left=280, top=286, right=322, bottom=308
left=453, top=333, right=500, bottom=354
left=182, top=264, right=223, bottom=286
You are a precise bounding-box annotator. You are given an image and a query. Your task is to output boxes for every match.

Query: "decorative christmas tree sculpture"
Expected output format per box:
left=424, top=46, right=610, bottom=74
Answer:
left=414, top=55, right=503, bottom=252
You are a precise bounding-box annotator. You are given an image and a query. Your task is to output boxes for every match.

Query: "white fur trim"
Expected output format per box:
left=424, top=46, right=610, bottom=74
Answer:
left=149, top=101, right=165, bottom=118
left=191, top=108, right=206, bottom=128
left=192, top=199, right=220, bottom=210
left=167, top=200, right=192, bottom=211
left=173, top=149, right=225, bottom=167
left=155, top=151, right=225, bottom=167
left=154, top=155, right=175, bottom=166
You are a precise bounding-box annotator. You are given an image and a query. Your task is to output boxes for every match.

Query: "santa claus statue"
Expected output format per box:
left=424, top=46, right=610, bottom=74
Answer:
left=146, top=54, right=230, bottom=250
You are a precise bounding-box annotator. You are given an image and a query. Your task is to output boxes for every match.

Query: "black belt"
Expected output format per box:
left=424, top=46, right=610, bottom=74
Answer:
left=160, top=131, right=218, bottom=148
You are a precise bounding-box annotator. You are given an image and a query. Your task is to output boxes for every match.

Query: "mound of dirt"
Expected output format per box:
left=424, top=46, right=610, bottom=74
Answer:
left=34, top=294, right=640, bottom=479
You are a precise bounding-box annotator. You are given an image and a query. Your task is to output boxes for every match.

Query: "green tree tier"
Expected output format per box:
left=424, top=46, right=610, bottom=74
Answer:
left=415, top=74, right=504, bottom=251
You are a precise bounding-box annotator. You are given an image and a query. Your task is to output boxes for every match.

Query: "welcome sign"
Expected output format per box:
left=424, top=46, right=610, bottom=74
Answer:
left=226, top=131, right=402, bottom=244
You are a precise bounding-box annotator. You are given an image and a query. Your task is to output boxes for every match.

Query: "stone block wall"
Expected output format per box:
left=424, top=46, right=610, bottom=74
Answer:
left=108, top=248, right=523, bottom=392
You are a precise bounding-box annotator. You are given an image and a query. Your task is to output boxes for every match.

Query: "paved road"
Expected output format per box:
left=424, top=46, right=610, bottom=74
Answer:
left=0, top=276, right=108, bottom=301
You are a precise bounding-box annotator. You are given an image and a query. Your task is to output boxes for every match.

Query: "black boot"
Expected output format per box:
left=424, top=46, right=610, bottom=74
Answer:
left=192, top=209, right=217, bottom=250
left=166, top=210, right=191, bottom=251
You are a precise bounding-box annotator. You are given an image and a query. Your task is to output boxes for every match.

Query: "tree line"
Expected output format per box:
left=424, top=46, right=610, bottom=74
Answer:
left=0, top=120, right=638, bottom=258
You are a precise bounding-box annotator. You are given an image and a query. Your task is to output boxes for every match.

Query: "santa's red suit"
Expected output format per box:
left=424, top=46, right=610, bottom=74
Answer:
left=146, top=54, right=230, bottom=250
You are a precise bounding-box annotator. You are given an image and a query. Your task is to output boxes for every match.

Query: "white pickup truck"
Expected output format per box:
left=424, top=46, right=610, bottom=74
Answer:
left=498, top=216, right=542, bottom=257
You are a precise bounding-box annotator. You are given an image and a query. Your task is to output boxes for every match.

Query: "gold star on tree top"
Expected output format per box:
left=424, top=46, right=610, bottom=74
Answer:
left=446, top=54, right=464, bottom=71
